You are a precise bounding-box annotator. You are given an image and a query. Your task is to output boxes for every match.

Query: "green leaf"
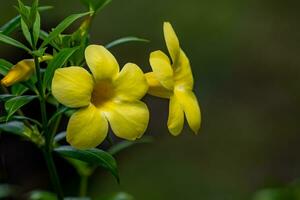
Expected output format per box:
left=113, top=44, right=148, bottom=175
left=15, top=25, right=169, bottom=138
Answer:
left=11, top=84, right=28, bottom=96
left=48, top=106, right=68, bottom=126
left=41, top=12, right=91, bottom=48
left=32, top=12, right=41, bottom=46
left=0, top=94, right=15, bottom=101
left=54, top=131, right=66, bottom=142
left=21, top=18, right=33, bottom=46
left=13, top=116, right=42, bottom=127
left=55, top=146, right=119, bottom=182
left=28, top=190, right=57, bottom=200
left=0, top=32, right=30, bottom=52
left=108, top=136, right=153, bottom=155
left=0, top=59, right=13, bottom=75
left=17, top=0, right=31, bottom=26
left=43, top=46, right=79, bottom=90
left=0, top=121, right=25, bottom=136
left=0, top=6, right=52, bottom=36
left=0, top=16, right=21, bottom=35
left=5, top=95, right=37, bottom=119
left=105, top=36, right=149, bottom=49
left=29, top=0, right=39, bottom=25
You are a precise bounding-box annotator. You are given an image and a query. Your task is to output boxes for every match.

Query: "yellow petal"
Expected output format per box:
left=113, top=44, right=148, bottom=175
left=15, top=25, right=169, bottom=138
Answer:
left=149, top=50, right=174, bottom=90
left=103, top=101, right=149, bottom=140
left=175, top=89, right=201, bottom=134
left=52, top=67, right=94, bottom=108
left=114, top=63, right=148, bottom=101
left=1, top=59, right=35, bottom=87
left=85, top=45, right=119, bottom=81
left=168, top=95, right=184, bottom=136
left=67, top=104, right=108, bottom=149
left=174, top=50, right=194, bottom=90
left=145, top=72, right=172, bottom=98
left=163, top=22, right=180, bottom=63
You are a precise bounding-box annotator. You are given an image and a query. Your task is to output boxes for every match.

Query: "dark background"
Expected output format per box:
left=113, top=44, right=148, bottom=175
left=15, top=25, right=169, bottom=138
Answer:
left=1, top=0, right=300, bottom=199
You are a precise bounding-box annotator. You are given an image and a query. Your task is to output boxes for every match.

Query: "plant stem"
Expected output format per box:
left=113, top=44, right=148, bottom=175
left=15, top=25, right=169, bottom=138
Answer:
left=43, top=149, right=64, bottom=199
left=79, top=175, right=89, bottom=197
left=33, top=54, right=64, bottom=200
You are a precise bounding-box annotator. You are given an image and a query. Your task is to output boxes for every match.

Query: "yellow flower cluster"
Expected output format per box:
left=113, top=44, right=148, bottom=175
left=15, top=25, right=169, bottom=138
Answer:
left=1, top=22, right=201, bottom=149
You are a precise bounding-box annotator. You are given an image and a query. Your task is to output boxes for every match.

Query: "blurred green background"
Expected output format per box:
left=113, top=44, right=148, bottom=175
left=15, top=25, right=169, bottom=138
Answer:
left=1, top=0, right=300, bottom=199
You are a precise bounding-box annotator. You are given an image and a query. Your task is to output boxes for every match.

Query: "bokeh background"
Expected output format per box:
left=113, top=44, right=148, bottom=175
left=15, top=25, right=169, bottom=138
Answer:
left=1, top=0, right=300, bottom=199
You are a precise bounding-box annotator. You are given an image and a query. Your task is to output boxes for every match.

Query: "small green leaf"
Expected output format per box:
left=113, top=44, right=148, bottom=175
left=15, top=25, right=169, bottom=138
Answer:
left=0, top=121, right=25, bottom=136
left=5, top=95, right=37, bottom=119
left=54, top=131, right=66, bottom=142
left=21, top=18, right=33, bottom=46
left=41, top=12, right=91, bottom=48
left=32, top=12, right=41, bottom=46
left=55, top=146, right=119, bottom=182
left=13, top=116, right=42, bottom=127
left=29, top=0, right=39, bottom=25
left=0, top=32, right=30, bottom=52
left=48, top=106, right=68, bottom=126
left=108, top=136, right=153, bottom=155
left=0, top=6, right=52, bottom=36
left=105, top=36, right=149, bottom=49
left=0, top=59, right=13, bottom=75
left=43, top=46, right=79, bottom=90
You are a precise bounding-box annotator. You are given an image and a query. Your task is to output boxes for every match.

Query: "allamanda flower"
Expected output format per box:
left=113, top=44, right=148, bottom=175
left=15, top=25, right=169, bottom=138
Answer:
left=52, top=45, right=149, bottom=149
left=145, top=22, right=201, bottom=136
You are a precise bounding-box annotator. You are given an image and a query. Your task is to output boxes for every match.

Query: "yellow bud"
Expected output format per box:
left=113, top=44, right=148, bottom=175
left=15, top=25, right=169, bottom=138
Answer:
left=1, top=59, right=35, bottom=87
left=1, top=55, right=53, bottom=87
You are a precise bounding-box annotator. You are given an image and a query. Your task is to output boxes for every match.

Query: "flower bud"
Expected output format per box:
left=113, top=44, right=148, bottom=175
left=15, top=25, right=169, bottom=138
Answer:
left=1, top=59, right=35, bottom=87
left=1, top=55, right=53, bottom=87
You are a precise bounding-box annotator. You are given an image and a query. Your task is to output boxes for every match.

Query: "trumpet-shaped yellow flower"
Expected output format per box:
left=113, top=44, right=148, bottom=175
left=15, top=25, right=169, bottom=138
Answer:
left=52, top=45, right=149, bottom=149
left=145, top=22, right=201, bottom=136
left=1, top=55, right=53, bottom=87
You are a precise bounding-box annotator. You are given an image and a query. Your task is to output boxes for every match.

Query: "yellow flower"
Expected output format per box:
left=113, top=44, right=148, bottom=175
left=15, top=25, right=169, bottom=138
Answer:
left=1, top=59, right=35, bottom=87
left=1, top=55, right=53, bottom=87
left=145, top=22, right=201, bottom=136
left=52, top=45, right=149, bottom=149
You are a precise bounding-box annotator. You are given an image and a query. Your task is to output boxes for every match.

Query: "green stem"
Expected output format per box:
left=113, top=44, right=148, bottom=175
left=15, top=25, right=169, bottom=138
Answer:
left=79, top=175, right=89, bottom=197
left=33, top=53, right=64, bottom=200
left=43, top=149, right=64, bottom=199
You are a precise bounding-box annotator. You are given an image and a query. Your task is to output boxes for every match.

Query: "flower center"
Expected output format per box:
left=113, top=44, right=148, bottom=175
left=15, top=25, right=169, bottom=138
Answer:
left=91, top=80, right=114, bottom=107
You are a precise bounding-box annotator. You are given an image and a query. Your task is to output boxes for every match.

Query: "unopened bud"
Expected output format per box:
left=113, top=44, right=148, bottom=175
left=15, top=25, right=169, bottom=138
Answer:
left=1, top=59, right=35, bottom=87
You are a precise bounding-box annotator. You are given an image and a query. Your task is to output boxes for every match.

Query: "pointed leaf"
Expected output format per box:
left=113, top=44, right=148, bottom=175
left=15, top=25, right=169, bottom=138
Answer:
left=55, top=146, right=119, bottom=182
left=41, top=12, right=91, bottom=47
left=105, top=36, right=149, bottom=49
left=21, top=19, right=32, bottom=46
left=0, top=32, right=30, bottom=52
left=0, top=6, right=52, bottom=36
left=32, top=12, right=41, bottom=46
left=5, top=95, right=37, bottom=119
left=0, top=121, right=25, bottom=136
